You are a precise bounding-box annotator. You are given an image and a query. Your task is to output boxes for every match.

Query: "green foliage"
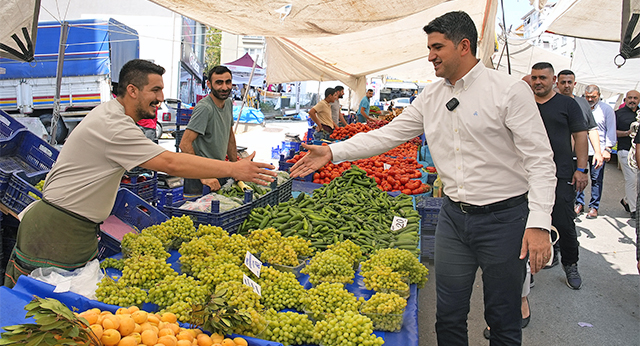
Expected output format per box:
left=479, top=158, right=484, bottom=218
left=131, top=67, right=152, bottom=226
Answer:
left=190, top=287, right=253, bottom=336
left=0, top=297, right=100, bottom=346
left=205, top=27, right=221, bottom=69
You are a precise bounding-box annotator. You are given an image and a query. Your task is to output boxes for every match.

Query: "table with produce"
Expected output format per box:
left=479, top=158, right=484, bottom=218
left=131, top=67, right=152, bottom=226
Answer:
left=1, top=116, right=439, bottom=346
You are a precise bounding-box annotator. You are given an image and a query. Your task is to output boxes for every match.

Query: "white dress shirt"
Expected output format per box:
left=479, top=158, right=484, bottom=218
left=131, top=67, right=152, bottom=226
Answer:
left=330, top=62, right=557, bottom=230
left=588, top=100, right=617, bottom=156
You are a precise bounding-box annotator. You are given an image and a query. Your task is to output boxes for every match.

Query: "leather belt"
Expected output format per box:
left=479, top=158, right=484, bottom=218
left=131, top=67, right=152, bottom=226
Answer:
left=448, top=193, right=527, bottom=214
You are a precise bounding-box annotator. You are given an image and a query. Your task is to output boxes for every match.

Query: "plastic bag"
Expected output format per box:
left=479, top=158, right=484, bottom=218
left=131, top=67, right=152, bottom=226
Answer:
left=28, top=259, right=104, bottom=300
left=179, top=193, right=242, bottom=212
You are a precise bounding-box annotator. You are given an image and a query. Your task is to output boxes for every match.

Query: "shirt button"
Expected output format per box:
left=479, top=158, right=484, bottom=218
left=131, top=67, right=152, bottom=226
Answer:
left=456, top=147, right=459, bottom=151
left=457, top=166, right=461, bottom=170
left=459, top=185, right=463, bottom=189
left=454, top=129, right=458, bottom=132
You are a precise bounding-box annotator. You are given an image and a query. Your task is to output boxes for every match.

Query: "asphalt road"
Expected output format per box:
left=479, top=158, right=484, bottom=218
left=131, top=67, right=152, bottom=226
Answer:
left=417, top=157, right=640, bottom=346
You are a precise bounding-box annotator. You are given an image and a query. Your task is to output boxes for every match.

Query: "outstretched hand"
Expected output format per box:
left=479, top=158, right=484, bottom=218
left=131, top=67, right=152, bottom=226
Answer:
left=232, top=152, right=276, bottom=186
left=290, top=143, right=333, bottom=178
left=520, top=227, right=551, bottom=274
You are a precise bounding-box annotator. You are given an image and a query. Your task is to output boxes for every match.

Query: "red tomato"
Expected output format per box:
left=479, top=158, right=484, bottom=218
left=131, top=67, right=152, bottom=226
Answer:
left=313, top=173, right=320, bottom=180
left=402, top=189, right=412, bottom=195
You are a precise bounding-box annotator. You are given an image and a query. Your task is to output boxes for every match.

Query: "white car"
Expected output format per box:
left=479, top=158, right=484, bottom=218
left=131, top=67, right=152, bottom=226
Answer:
left=383, top=97, right=411, bottom=110
left=156, top=98, right=181, bottom=135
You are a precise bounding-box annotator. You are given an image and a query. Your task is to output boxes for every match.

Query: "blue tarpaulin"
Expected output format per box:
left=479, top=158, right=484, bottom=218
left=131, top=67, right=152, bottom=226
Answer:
left=233, top=106, right=264, bottom=124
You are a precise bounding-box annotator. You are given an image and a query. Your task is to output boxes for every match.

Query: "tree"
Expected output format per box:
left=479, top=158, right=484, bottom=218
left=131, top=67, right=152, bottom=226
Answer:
left=205, top=27, right=222, bottom=69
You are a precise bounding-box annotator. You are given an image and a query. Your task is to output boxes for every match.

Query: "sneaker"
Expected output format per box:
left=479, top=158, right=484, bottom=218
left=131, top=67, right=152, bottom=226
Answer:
left=621, top=199, right=630, bottom=212
left=563, top=263, right=582, bottom=290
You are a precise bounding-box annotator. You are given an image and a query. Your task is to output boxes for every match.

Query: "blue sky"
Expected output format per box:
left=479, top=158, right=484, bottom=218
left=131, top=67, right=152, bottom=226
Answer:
left=498, top=0, right=538, bottom=30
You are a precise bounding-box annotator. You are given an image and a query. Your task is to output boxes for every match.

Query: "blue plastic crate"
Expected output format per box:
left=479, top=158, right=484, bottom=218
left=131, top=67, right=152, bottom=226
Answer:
left=156, top=186, right=184, bottom=211
left=98, top=188, right=169, bottom=260
left=415, top=196, right=443, bottom=231
left=251, top=181, right=279, bottom=209
left=277, top=178, right=294, bottom=203
left=306, top=128, right=316, bottom=142
left=1, top=171, right=46, bottom=214
left=282, top=141, right=302, bottom=153
left=162, top=192, right=253, bottom=233
left=0, top=111, right=26, bottom=140
left=0, top=130, right=59, bottom=196
left=278, top=160, right=314, bottom=182
left=421, top=232, right=435, bottom=261
left=176, top=107, right=193, bottom=126
left=120, top=171, right=158, bottom=204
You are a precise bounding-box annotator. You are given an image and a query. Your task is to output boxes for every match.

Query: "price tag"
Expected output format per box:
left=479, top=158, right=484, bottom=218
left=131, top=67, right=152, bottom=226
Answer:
left=390, top=215, right=408, bottom=231
left=243, top=274, right=262, bottom=296
left=244, top=251, right=262, bottom=278
left=383, top=163, right=391, bottom=170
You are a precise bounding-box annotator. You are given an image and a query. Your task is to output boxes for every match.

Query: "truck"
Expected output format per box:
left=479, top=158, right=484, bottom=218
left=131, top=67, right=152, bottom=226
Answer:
left=0, top=18, right=139, bottom=143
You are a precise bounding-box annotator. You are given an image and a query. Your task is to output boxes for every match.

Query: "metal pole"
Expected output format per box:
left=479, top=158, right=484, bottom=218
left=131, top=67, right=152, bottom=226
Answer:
left=500, top=0, right=512, bottom=75
left=50, top=21, right=69, bottom=145
left=234, top=55, right=258, bottom=133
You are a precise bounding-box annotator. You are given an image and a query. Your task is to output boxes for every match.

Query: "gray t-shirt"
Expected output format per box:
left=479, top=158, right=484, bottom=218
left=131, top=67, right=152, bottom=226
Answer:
left=330, top=99, right=341, bottom=125
left=186, top=95, right=233, bottom=160
left=574, top=96, right=597, bottom=130
left=43, top=99, right=166, bottom=222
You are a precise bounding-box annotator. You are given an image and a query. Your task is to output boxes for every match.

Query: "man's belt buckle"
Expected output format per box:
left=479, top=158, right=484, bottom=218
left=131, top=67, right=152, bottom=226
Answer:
left=459, top=202, right=472, bottom=214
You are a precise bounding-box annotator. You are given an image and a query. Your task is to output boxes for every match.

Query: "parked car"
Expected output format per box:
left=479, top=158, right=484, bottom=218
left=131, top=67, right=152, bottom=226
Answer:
left=156, top=98, right=180, bottom=134
left=383, top=97, right=411, bottom=110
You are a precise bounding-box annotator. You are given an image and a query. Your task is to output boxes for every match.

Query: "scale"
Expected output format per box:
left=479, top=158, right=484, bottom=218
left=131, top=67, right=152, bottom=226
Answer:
left=284, top=132, right=301, bottom=142
left=157, top=173, right=184, bottom=189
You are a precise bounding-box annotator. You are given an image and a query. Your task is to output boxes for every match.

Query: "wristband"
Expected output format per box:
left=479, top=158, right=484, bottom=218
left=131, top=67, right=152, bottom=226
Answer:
left=576, top=167, right=587, bottom=173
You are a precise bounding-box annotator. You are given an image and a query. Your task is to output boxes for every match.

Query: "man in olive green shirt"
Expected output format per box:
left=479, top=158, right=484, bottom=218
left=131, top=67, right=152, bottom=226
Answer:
left=180, top=66, right=237, bottom=195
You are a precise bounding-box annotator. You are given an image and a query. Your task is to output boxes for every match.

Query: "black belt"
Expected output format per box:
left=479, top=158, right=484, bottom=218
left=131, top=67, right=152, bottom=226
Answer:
left=448, top=193, right=527, bottom=214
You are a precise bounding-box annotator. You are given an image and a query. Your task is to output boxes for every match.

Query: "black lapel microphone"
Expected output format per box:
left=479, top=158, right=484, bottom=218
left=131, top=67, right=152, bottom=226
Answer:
left=446, top=98, right=460, bottom=111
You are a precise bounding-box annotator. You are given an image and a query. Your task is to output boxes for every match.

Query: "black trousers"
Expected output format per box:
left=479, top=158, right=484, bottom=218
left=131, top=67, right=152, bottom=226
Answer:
left=552, top=178, right=579, bottom=265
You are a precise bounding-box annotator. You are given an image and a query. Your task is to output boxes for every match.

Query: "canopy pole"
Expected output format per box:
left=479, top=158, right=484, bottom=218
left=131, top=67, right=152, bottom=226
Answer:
left=500, top=0, right=511, bottom=75
left=50, top=21, right=69, bottom=145
left=234, top=55, right=258, bottom=133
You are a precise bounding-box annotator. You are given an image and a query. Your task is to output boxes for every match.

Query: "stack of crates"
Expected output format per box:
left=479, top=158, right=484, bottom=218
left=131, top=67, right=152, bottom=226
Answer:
left=0, top=112, right=59, bottom=214
left=415, top=196, right=444, bottom=262
left=174, top=101, right=193, bottom=152
left=120, top=168, right=158, bottom=205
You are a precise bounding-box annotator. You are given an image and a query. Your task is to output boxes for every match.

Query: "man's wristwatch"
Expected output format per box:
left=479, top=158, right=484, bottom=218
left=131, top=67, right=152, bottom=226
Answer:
left=604, top=147, right=612, bottom=153
left=576, top=167, right=588, bottom=173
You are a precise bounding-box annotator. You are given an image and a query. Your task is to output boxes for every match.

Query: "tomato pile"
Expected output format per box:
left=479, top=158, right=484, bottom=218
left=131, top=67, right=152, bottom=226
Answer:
left=329, top=123, right=372, bottom=140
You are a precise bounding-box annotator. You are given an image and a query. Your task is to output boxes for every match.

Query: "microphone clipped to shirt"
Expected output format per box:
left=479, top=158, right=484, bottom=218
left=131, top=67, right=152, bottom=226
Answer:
left=446, top=98, right=460, bottom=111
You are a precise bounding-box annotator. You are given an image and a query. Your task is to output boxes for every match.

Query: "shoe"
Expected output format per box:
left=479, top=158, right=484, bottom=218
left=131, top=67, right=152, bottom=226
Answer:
left=543, top=249, right=559, bottom=269
left=621, top=199, right=630, bottom=212
left=586, top=208, right=598, bottom=219
left=529, top=275, right=535, bottom=288
left=483, top=326, right=490, bottom=339
left=521, top=296, right=531, bottom=329
left=631, top=211, right=637, bottom=219
left=574, top=204, right=584, bottom=215
left=563, top=263, right=582, bottom=290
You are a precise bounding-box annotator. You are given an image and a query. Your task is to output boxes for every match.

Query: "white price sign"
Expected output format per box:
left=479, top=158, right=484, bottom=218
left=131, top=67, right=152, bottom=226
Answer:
left=243, top=274, right=262, bottom=296
left=390, top=216, right=409, bottom=231
left=383, top=163, right=391, bottom=170
left=244, top=251, right=262, bottom=278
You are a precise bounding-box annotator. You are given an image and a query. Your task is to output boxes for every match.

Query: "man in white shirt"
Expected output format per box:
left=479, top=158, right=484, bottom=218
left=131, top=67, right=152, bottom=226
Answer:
left=579, top=85, right=617, bottom=218
left=290, top=11, right=555, bottom=346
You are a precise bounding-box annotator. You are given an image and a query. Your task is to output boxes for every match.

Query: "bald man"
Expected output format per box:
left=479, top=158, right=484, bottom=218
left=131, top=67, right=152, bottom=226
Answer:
left=616, top=90, right=640, bottom=218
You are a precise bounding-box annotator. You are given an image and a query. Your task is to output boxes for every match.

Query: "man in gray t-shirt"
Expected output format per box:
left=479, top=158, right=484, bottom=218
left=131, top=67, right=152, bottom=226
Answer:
left=330, top=86, right=347, bottom=126
left=180, top=66, right=238, bottom=194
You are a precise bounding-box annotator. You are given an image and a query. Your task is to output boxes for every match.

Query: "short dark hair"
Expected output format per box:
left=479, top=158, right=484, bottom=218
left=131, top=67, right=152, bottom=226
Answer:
left=207, top=65, right=232, bottom=81
left=532, top=62, right=554, bottom=74
left=557, top=69, right=575, bottom=78
left=424, top=11, right=477, bottom=56
left=324, top=88, right=335, bottom=98
left=367, top=89, right=374, bottom=93
left=117, top=59, right=165, bottom=97
left=334, top=85, right=344, bottom=91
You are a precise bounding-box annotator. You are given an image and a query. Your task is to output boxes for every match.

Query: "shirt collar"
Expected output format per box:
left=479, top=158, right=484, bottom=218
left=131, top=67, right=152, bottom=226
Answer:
left=444, top=60, right=484, bottom=90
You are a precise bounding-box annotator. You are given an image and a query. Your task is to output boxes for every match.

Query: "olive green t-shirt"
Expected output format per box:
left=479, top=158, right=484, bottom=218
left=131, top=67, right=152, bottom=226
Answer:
left=186, top=95, right=233, bottom=160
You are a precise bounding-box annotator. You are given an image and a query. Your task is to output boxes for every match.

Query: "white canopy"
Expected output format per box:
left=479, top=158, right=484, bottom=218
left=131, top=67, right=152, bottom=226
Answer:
left=0, top=0, right=40, bottom=62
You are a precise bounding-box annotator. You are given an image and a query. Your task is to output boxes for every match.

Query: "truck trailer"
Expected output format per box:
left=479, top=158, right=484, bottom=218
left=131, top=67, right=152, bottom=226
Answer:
left=0, top=18, right=139, bottom=142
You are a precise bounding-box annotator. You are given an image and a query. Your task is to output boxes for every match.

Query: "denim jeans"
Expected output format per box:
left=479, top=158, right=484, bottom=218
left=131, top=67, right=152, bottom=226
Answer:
left=435, top=197, right=527, bottom=346
left=575, top=156, right=604, bottom=210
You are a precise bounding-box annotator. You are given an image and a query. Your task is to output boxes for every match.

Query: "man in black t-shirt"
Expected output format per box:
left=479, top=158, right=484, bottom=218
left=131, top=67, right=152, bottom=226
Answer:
left=530, top=62, right=589, bottom=290
left=616, top=90, right=639, bottom=218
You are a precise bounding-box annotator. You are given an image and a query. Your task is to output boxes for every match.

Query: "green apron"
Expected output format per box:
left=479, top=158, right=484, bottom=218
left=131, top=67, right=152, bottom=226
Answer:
left=4, top=199, right=99, bottom=288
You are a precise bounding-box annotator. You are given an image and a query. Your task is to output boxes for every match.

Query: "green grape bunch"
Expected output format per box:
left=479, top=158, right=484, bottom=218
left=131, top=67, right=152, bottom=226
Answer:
left=301, top=282, right=362, bottom=320
left=147, top=273, right=209, bottom=310
left=361, top=248, right=429, bottom=288
left=232, top=308, right=268, bottom=337
left=247, top=227, right=283, bottom=253
left=141, top=215, right=195, bottom=249
left=262, top=309, right=315, bottom=346
left=99, top=258, right=124, bottom=271
left=121, top=232, right=170, bottom=260
left=95, top=276, right=147, bottom=307
left=360, top=292, right=407, bottom=332
left=215, top=281, right=264, bottom=310
left=258, top=266, right=306, bottom=311
left=361, top=265, right=409, bottom=297
left=301, top=249, right=355, bottom=285
left=118, top=255, right=177, bottom=289
left=312, top=309, right=385, bottom=346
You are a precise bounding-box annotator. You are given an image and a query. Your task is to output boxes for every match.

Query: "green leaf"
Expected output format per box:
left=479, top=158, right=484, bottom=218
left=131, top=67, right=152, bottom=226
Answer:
left=43, top=334, right=59, bottom=346
left=40, top=320, right=66, bottom=331
left=221, top=318, right=231, bottom=327
left=34, top=315, right=59, bottom=325
left=25, top=332, right=47, bottom=346
left=68, top=325, right=80, bottom=338
left=5, top=333, right=31, bottom=341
